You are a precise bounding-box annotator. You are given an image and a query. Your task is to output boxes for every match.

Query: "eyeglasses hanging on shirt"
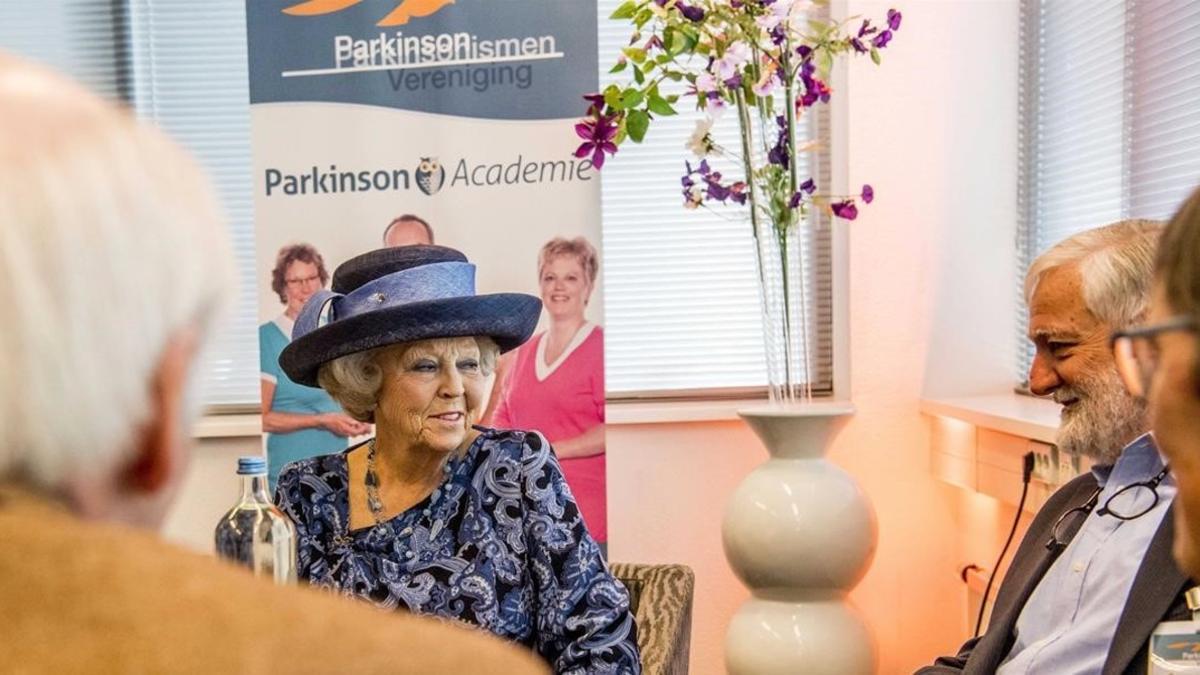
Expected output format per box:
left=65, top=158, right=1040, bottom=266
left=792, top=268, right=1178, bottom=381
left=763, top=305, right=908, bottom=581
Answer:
left=1047, top=464, right=1172, bottom=552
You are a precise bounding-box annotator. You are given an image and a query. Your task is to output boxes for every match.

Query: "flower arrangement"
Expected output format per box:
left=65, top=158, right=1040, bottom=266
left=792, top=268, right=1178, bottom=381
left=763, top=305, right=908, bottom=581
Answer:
left=578, top=0, right=899, bottom=221
left=578, top=0, right=901, bottom=401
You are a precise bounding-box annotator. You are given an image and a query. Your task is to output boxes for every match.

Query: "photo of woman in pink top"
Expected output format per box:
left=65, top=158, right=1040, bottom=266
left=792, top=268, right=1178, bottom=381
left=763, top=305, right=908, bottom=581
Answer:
left=492, top=236, right=607, bottom=554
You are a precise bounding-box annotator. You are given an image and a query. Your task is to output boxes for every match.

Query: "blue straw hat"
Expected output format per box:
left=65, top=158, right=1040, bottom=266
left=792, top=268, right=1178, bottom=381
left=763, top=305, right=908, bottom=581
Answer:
left=279, top=245, right=541, bottom=387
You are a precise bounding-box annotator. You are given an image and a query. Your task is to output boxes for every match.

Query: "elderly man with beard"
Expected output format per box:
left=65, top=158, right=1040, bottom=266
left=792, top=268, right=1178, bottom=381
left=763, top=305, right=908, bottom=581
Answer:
left=919, top=219, right=1194, bottom=675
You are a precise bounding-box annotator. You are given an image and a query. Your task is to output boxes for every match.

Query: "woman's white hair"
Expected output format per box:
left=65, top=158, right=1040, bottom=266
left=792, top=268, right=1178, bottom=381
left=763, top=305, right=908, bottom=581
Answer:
left=0, top=56, right=234, bottom=488
left=1024, top=219, right=1163, bottom=328
left=319, top=337, right=499, bottom=423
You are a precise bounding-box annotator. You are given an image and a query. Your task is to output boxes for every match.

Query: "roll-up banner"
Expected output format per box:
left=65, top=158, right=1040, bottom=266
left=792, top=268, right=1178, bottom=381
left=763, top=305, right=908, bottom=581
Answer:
left=245, top=1, right=610, bottom=546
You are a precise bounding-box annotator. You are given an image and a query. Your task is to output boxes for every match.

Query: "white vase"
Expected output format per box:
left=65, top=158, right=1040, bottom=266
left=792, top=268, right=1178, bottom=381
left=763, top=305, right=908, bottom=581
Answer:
left=722, top=402, right=878, bottom=675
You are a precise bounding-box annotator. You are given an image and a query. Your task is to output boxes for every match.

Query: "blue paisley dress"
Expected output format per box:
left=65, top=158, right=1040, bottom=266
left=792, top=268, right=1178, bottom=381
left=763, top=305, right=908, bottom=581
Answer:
left=274, top=427, right=641, bottom=674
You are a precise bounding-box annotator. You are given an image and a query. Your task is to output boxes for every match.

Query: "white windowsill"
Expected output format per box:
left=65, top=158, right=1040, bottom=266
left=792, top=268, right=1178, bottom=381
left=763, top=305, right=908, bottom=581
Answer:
left=919, top=393, right=1060, bottom=444
left=194, top=397, right=815, bottom=436
left=194, top=413, right=261, bottom=439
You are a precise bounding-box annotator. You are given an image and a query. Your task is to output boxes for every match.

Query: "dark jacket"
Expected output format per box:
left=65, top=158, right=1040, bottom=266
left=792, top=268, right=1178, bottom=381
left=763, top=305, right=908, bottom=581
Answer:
left=917, top=473, right=1192, bottom=675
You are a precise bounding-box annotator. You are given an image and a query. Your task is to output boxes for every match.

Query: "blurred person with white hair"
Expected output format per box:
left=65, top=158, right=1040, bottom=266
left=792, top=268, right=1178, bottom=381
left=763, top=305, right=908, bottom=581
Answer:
left=918, top=220, right=1194, bottom=675
left=0, top=52, right=547, bottom=675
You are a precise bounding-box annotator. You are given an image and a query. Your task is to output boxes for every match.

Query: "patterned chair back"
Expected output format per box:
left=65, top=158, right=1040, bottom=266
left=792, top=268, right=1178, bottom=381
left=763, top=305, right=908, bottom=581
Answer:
left=609, top=562, right=695, bottom=675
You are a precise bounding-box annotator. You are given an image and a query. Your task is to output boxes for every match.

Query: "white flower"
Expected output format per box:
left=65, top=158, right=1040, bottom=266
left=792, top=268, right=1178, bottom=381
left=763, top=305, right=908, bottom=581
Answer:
left=716, top=42, right=752, bottom=80
left=686, top=118, right=715, bottom=157
left=756, top=13, right=783, bottom=32
left=694, top=71, right=718, bottom=93
left=707, top=96, right=728, bottom=120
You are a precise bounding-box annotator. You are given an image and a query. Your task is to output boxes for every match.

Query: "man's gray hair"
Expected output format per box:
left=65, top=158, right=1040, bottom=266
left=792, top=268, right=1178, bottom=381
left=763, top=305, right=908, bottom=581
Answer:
left=1024, top=219, right=1163, bottom=328
left=0, top=56, right=234, bottom=487
left=318, top=337, right=499, bottom=423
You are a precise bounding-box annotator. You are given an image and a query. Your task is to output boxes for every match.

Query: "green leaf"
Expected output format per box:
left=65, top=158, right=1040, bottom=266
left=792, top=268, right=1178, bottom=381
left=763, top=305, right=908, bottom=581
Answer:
left=609, top=1, right=637, bottom=20
left=614, top=121, right=628, bottom=146
left=647, top=95, right=676, bottom=116
left=609, top=59, right=628, bottom=74
left=870, top=47, right=881, bottom=65
left=633, top=66, right=645, bottom=84
left=622, top=47, right=647, bottom=64
left=627, top=110, right=651, bottom=143
left=679, top=27, right=699, bottom=52
left=634, top=8, right=653, bottom=28
left=818, top=50, right=833, bottom=78
left=664, top=71, right=684, bottom=81
left=603, top=85, right=623, bottom=109
left=619, top=88, right=645, bottom=109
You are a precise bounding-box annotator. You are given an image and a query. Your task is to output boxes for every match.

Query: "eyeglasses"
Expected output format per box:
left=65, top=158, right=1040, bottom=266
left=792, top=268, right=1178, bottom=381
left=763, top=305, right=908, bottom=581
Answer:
left=1111, top=315, right=1197, bottom=398
left=1046, top=464, right=1172, bottom=552
left=285, top=274, right=321, bottom=288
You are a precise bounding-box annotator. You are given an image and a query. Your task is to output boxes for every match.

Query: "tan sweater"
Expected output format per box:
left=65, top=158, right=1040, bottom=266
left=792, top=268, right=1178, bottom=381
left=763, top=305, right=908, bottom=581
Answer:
left=0, top=484, right=549, bottom=674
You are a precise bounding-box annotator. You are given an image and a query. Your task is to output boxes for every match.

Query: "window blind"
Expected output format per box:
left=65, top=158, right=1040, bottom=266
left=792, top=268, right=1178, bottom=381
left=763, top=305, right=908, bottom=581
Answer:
left=0, top=1, right=128, bottom=102
left=597, top=0, right=834, bottom=398
left=124, top=1, right=259, bottom=409
left=1017, top=0, right=1200, bottom=384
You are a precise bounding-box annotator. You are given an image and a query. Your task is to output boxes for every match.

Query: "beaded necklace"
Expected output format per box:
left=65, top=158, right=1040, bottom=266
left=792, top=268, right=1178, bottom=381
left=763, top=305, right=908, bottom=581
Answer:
left=364, top=438, right=452, bottom=527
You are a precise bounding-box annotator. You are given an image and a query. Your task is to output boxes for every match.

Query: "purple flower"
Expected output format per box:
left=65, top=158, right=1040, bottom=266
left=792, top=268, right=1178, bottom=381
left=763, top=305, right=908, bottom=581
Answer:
left=861, top=184, right=874, bottom=203
left=724, top=74, right=743, bottom=89
left=857, top=19, right=876, bottom=38
left=800, top=178, right=816, bottom=194
left=830, top=200, right=858, bottom=220
left=768, top=144, right=789, bottom=167
left=850, top=38, right=867, bottom=54
left=771, top=24, right=787, bottom=46
left=789, top=191, right=804, bottom=208
left=574, top=113, right=619, bottom=169
left=872, top=30, right=893, bottom=48
left=582, top=92, right=606, bottom=115
left=706, top=181, right=730, bottom=201
left=796, top=45, right=813, bottom=60
left=887, top=9, right=903, bottom=31
left=730, top=186, right=748, bottom=205
left=680, top=3, right=705, bottom=22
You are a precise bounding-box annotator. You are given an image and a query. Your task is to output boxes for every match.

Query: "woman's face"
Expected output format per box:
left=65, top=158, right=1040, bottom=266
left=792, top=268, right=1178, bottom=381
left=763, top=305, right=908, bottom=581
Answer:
left=1145, top=282, right=1200, bottom=577
left=539, top=255, right=591, bottom=323
left=283, top=260, right=322, bottom=316
left=375, top=337, right=491, bottom=454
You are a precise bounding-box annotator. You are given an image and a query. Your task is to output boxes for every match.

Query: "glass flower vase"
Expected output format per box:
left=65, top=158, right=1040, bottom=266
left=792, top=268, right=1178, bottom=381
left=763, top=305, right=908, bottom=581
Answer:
left=753, top=215, right=817, bottom=404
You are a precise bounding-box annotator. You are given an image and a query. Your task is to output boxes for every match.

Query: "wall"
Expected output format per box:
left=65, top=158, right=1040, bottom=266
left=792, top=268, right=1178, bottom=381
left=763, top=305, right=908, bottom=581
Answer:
left=165, top=2, right=1026, bottom=673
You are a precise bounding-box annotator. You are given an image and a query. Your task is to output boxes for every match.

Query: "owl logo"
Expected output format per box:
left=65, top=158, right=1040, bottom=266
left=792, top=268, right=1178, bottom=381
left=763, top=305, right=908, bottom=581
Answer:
left=415, top=157, right=445, bottom=196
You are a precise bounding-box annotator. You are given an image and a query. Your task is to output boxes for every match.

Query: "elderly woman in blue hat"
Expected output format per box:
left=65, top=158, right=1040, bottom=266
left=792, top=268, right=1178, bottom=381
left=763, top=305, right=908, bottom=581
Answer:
left=273, top=246, right=640, bottom=674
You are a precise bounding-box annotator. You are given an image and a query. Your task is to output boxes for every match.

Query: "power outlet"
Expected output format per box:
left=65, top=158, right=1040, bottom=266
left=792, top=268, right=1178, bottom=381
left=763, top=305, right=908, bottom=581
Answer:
left=1028, top=441, right=1056, bottom=484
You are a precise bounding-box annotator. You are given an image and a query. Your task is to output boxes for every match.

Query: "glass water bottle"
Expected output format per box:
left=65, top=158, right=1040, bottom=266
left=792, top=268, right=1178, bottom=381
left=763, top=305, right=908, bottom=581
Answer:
left=214, top=456, right=297, bottom=585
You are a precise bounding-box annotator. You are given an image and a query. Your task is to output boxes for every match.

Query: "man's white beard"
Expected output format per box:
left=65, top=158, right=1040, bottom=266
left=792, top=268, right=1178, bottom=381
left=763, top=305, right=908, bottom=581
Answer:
left=1054, top=366, right=1148, bottom=465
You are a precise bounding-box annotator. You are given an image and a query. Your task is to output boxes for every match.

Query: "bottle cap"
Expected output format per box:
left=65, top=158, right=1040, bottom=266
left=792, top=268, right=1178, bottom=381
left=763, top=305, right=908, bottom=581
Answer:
left=237, top=456, right=268, bottom=476
left=1187, top=586, right=1200, bottom=612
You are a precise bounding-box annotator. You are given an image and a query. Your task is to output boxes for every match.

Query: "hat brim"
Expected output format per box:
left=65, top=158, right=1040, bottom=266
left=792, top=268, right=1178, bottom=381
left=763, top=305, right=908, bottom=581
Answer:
left=279, top=293, right=541, bottom=387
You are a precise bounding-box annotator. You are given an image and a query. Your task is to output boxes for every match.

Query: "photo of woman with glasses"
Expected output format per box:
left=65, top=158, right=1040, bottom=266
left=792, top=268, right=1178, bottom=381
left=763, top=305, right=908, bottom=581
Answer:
left=260, top=243, right=370, bottom=488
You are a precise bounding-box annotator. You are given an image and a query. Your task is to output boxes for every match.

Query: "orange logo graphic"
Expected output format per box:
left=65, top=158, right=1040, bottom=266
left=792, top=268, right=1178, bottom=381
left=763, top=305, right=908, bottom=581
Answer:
left=283, top=0, right=455, bottom=26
